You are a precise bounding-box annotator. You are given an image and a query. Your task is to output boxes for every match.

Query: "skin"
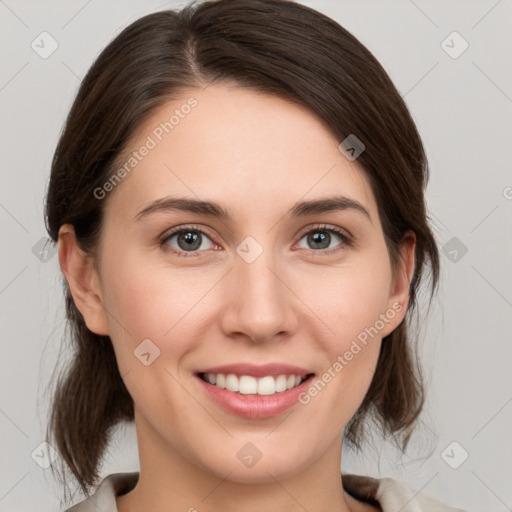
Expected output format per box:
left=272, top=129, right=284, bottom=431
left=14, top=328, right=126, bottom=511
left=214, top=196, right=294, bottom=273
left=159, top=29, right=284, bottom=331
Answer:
left=58, top=83, right=415, bottom=512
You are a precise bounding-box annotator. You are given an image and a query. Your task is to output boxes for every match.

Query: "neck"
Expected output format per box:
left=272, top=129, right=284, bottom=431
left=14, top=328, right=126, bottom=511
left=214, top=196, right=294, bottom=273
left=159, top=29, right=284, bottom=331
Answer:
left=116, top=415, right=360, bottom=512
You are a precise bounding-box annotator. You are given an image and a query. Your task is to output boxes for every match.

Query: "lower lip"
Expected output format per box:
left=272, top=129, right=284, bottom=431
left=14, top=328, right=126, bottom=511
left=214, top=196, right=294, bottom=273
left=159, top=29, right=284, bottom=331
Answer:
left=195, top=374, right=314, bottom=419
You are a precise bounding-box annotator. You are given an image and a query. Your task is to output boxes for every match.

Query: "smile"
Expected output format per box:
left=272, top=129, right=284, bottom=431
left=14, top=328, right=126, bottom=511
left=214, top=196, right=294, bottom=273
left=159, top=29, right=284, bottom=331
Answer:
left=194, top=363, right=316, bottom=418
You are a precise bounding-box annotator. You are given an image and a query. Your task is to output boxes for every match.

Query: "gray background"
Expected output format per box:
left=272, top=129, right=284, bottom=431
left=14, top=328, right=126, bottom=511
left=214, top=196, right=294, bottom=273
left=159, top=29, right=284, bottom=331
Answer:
left=1, top=0, right=511, bottom=511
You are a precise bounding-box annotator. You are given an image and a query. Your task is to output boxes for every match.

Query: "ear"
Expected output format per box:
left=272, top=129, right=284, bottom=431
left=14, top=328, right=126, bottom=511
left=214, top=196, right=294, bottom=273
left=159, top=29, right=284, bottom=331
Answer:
left=57, top=224, right=110, bottom=336
left=381, top=230, right=416, bottom=338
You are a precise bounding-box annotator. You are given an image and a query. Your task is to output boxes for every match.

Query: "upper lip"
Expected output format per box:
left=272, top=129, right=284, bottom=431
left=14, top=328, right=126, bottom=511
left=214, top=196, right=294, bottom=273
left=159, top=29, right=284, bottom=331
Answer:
left=196, top=363, right=314, bottom=378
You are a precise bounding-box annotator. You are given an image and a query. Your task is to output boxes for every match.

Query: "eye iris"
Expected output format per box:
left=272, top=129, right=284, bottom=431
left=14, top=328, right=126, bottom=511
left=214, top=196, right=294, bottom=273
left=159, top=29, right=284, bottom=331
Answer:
left=308, top=231, right=330, bottom=250
left=178, top=231, right=201, bottom=251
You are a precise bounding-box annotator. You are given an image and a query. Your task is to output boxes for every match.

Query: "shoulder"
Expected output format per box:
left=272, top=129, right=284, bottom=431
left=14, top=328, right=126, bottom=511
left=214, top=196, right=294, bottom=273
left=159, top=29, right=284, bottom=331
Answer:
left=343, top=473, right=466, bottom=512
left=62, top=472, right=139, bottom=512
left=62, top=471, right=465, bottom=512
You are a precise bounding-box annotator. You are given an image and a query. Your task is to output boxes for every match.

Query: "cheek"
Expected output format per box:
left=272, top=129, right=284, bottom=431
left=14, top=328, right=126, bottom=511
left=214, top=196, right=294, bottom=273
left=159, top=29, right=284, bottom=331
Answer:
left=295, top=249, right=393, bottom=349
left=99, top=258, right=207, bottom=424
left=99, top=249, right=224, bottom=373
left=296, top=252, right=392, bottom=419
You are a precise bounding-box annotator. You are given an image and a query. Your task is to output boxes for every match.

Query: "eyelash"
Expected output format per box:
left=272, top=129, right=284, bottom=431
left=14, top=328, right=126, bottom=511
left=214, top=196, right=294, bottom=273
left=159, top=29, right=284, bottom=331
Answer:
left=159, top=223, right=353, bottom=259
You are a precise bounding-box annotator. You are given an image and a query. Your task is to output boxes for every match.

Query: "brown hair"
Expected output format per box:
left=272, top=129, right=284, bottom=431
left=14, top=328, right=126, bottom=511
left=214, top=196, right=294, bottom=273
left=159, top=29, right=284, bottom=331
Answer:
left=44, top=0, right=440, bottom=500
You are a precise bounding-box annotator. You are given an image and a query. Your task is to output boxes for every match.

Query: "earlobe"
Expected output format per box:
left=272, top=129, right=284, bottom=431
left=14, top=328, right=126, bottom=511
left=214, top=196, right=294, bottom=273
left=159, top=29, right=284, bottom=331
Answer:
left=57, top=224, right=110, bottom=335
left=381, top=230, right=416, bottom=338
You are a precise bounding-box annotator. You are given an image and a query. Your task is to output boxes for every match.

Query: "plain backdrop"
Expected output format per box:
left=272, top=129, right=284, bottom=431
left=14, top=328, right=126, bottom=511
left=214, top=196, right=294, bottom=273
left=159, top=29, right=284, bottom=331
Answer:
left=1, top=1, right=511, bottom=511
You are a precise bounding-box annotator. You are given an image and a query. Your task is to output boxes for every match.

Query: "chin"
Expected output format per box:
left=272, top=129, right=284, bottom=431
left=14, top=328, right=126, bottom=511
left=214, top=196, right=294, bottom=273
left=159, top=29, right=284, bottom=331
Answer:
left=197, top=446, right=312, bottom=484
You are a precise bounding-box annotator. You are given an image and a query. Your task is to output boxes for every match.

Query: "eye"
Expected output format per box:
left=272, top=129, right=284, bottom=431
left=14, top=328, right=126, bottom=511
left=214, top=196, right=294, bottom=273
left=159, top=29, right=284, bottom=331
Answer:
left=295, top=224, right=352, bottom=254
left=160, top=225, right=217, bottom=258
left=160, top=223, right=353, bottom=259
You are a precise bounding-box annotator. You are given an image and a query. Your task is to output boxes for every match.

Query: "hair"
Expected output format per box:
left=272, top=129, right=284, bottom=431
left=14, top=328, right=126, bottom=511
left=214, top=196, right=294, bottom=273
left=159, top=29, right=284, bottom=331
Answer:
left=44, top=0, right=440, bottom=500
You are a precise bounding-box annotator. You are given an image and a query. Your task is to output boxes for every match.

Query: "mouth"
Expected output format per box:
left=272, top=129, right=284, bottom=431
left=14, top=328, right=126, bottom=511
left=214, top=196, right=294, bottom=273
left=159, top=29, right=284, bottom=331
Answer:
left=194, top=364, right=316, bottom=419
left=197, top=372, right=313, bottom=396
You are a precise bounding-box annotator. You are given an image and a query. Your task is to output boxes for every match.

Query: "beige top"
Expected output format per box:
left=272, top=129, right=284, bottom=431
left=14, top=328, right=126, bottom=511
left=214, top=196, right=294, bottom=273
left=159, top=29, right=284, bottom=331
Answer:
left=64, top=472, right=465, bottom=512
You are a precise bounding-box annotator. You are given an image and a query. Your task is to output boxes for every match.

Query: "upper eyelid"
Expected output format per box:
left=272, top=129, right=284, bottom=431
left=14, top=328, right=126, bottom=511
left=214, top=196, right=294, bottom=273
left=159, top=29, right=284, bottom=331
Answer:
left=161, top=224, right=216, bottom=242
left=296, top=223, right=351, bottom=239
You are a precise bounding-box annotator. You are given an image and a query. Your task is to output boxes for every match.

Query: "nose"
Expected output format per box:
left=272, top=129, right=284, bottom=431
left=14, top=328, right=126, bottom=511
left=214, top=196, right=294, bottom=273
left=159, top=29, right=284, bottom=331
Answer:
left=219, top=242, right=299, bottom=345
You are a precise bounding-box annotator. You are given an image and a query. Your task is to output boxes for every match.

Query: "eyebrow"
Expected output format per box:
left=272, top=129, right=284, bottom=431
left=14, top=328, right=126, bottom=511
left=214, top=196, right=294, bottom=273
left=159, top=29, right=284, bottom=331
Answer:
left=134, top=195, right=371, bottom=223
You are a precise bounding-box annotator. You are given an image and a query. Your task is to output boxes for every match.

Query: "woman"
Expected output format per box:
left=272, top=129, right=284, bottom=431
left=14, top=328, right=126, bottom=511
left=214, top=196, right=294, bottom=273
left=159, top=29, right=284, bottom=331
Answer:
left=44, top=0, right=463, bottom=510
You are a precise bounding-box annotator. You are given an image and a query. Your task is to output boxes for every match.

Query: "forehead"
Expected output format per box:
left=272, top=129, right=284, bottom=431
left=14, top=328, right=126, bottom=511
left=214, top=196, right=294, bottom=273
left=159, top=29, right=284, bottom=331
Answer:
left=103, top=84, right=377, bottom=222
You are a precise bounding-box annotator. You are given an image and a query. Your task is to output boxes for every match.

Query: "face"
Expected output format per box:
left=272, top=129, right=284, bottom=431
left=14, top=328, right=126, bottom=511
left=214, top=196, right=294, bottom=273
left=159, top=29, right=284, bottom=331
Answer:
left=60, top=83, right=414, bottom=484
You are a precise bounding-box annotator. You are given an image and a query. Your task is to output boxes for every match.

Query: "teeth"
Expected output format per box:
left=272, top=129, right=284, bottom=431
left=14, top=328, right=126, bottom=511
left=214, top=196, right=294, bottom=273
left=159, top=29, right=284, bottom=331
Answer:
left=202, top=373, right=307, bottom=396
left=275, top=375, right=287, bottom=392
left=239, top=375, right=257, bottom=394
left=225, top=374, right=239, bottom=392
